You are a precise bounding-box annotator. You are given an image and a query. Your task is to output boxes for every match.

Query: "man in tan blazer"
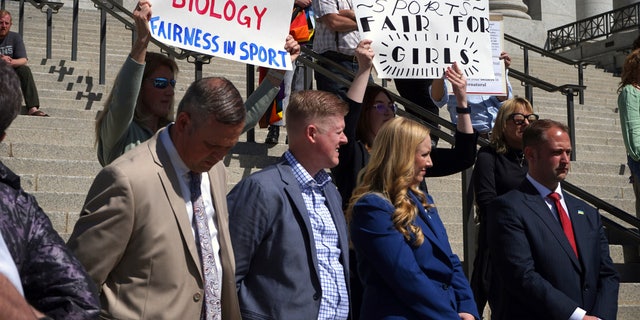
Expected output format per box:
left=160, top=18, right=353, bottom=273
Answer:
left=68, top=77, right=244, bottom=320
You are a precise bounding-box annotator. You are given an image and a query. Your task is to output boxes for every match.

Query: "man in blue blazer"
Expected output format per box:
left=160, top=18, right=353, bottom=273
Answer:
left=227, top=90, right=351, bottom=319
left=487, top=119, right=619, bottom=320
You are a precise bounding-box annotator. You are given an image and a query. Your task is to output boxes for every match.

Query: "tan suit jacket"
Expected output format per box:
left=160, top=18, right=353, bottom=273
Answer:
left=68, top=129, right=241, bottom=319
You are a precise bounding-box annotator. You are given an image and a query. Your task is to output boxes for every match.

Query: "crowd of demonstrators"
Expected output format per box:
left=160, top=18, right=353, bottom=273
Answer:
left=95, top=0, right=299, bottom=166
left=487, top=119, right=619, bottom=319
left=312, top=0, right=360, bottom=97
left=430, top=51, right=514, bottom=138
left=9, top=0, right=624, bottom=318
left=0, top=10, right=48, bottom=117
left=68, top=77, right=246, bottom=319
left=618, top=48, right=640, bottom=219
left=470, top=97, right=537, bottom=314
left=348, top=116, right=479, bottom=320
left=0, top=60, right=99, bottom=320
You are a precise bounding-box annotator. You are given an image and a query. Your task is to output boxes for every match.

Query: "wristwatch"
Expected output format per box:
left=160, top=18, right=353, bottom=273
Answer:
left=456, top=106, right=471, bottom=114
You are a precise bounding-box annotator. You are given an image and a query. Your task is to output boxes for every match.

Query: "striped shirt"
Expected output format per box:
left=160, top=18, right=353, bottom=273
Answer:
left=284, top=151, right=349, bottom=320
left=312, top=0, right=360, bottom=55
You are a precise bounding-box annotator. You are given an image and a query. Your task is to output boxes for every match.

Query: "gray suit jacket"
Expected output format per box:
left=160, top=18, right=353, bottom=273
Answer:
left=487, top=179, right=619, bottom=320
left=68, top=128, right=241, bottom=320
left=227, top=158, right=350, bottom=319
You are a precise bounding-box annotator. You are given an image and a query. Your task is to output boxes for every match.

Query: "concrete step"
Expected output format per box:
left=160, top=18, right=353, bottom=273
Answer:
left=1, top=157, right=102, bottom=176
left=5, top=127, right=95, bottom=146
left=0, top=142, right=96, bottom=161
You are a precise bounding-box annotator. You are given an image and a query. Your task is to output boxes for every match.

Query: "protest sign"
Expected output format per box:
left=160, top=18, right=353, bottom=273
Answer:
left=463, top=15, right=508, bottom=95
left=149, top=0, right=294, bottom=70
left=353, top=0, right=493, bottom=79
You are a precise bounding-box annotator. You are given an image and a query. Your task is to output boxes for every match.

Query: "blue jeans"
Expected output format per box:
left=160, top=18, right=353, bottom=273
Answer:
left=315, top=51, right=358, bottom=97
left=628, top=155, right=640, bottom=218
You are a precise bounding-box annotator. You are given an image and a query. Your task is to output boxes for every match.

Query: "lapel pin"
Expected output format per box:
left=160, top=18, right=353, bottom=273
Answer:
left=577, top=210, right=585, bottom=215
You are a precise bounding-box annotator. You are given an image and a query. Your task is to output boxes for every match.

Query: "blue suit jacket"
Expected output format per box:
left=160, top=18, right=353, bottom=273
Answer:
left=227, top=158, right=350, bottom=319
left=350, top=192, right=479, bottom=320
left=487, top=179, right=619, bottom=320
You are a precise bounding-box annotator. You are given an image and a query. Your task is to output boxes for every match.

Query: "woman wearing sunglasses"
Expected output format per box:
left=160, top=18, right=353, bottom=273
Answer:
left=95, top=0, right=298, bottom=166
left=470, top=97, right=537, bottom=316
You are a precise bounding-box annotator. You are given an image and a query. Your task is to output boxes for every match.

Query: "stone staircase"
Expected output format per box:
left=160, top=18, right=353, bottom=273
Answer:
left=3, top=1, right=639, bottom=318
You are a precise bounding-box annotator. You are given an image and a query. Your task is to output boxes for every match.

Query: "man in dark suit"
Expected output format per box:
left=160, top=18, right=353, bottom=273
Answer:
left=487, top=119, right=619, bottom=320
left=68, top=77, right=244, bottom=319
left=227, top=90, right=350, bottom=319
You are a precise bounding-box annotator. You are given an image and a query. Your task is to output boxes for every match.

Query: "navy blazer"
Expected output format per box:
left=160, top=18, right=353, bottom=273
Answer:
left=227, top=158, right=350, bottom=319
left=487, top=179, right=619, bottom=320
left=350, top=191, right=479, bottom=320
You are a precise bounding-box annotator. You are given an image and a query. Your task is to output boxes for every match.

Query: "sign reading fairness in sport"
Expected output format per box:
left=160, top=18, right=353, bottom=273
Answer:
left=149, top=0, right=294, bottom=70
left=353, top=0, right=494, bottom=79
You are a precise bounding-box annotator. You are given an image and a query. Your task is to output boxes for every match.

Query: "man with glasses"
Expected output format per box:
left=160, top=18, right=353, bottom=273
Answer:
left=0, top=10, right=48, bottom=116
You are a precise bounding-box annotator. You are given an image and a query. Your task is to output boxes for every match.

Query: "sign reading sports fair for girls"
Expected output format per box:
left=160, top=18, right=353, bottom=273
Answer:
left=354, top=0, right=493, bottom=79
left=149, top=0, right=294, bottom=70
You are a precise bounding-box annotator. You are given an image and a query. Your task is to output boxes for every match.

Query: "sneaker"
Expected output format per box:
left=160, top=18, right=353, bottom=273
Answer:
left=265, top=125, right=280, bottom=144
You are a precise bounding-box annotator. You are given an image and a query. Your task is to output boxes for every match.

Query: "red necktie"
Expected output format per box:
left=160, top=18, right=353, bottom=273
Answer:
left=548, top=192, right=578, bottom=258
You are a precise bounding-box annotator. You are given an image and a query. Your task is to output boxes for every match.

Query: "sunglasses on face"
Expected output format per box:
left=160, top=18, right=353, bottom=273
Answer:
left=149, top=77, right=176, bottom=89
left=371, top=103, right=398, bottom=114
left=509, top=113, right=539, bottom=125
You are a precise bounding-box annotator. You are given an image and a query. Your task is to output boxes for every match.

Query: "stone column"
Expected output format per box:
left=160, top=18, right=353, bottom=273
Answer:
left=541, top=0, right=577, bottom=29
left=489, top=0, right=531, bottom=19
left=577, top=0, right=613, bottom=20
left=614, top=0, right=638, bottom=10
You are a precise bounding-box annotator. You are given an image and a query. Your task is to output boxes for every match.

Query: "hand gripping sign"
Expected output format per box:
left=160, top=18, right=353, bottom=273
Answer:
left=150, top=0, right=294, bottom=70
left=354, top=0, right=494, bottom=79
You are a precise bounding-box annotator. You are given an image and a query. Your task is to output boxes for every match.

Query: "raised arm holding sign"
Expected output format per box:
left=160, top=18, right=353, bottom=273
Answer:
left=95, top=0, right=300, bottom=166
left=353, top=0, right=493, bottom=79
left=150, top=0, right=295, bottom=70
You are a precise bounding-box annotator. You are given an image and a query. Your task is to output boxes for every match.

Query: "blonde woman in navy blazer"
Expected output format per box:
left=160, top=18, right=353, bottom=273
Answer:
left=348, top=114, right=479, bottom=320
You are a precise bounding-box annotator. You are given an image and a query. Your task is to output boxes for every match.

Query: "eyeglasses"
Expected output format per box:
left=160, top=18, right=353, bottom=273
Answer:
left=509, top=113, right=539, bottom=125
left=371, top=103, right=398, bottom=114
left=149, top=77, right=176, bottom=89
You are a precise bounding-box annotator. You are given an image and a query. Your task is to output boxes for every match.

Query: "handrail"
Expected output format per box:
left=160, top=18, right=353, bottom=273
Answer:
left=90, top=0, right=212, bottom=84
left=563, top=180, right=640, bottom=231
left=546, top=2, right=640, bottom=52
left=506, top=33, right=585, bottom=66
left=12, top=0, right=63, bottom=60
left=508, top=68, right=584, bottom=161
left=505, top=33, right=591, bottom=104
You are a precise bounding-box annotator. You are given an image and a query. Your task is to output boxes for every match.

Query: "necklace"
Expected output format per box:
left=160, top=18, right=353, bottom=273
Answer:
left=514, top=150, right=525, bottom=167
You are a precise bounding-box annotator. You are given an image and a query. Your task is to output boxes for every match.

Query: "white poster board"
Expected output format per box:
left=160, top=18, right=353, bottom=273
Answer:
left=465, top=15, right=507, bottom=95
left=353, top=0, right=493, bottom=79
left=149, top=0, right=294, bottom=70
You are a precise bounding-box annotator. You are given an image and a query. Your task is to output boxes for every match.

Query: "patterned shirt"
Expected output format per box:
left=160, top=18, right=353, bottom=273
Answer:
left=284, top=151, right=349, bottom=320
left=431, top=75, right=514, bottom=133
left=312, top=0, right=360, bottom=55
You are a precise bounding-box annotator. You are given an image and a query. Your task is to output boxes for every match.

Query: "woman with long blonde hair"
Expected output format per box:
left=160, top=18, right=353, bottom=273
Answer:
left=470, top=96, right=537, bottom=314
left=347, top=116, right=478, bottom=320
